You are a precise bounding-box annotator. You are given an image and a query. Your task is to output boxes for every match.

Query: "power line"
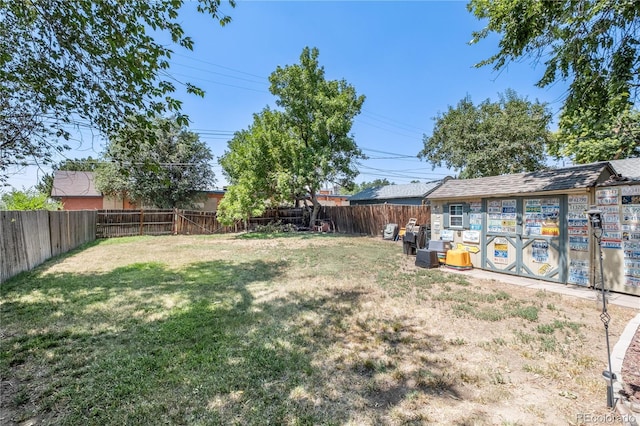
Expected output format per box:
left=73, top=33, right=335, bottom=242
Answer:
left=171, top=61, right=268, bottom=86
left=172, top=52, right=269, bottom=81
left=361, top=108, right=429, bottom=134
left=361, top=147, right=417, bottom=158
left=354, top=117, right=420, bottom=139
left=161, top=58, right=431, bottom=140
left=168, top=71, right=270, bottom=94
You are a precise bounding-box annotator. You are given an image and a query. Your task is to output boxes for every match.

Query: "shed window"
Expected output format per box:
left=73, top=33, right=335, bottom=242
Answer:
left=449, top=204, right=464, bottom=228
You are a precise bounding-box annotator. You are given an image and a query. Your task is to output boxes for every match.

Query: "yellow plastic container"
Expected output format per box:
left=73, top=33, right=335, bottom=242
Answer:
left=445, top=249, right=472, bottom=270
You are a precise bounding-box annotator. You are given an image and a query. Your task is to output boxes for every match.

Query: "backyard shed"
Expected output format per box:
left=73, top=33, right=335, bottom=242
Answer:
left=426, top=161, right=640, bottom=297
left=594, top=158, right=640, bottom=296
left=349, top=180, right=448, bottom=206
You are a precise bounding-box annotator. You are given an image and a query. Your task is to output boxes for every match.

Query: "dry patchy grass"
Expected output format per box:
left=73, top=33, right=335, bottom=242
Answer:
left=0, top=233, right=636, bottom=425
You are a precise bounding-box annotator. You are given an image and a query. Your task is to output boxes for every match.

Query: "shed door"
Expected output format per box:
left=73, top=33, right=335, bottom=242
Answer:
left=484, top=199, right=520, bottom=275
left=483, top=197, right=565, bottom=283
left=520, top=197, right=564, bottom=282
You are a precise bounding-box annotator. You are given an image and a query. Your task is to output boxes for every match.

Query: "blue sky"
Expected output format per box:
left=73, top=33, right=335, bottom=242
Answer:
left=5, top=0, right=570, bottom=191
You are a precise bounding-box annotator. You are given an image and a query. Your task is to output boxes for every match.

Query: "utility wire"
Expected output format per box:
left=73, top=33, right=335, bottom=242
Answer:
left=169, top=71, right=270, bottom=93
left=171, top=52, right=269, bottom=81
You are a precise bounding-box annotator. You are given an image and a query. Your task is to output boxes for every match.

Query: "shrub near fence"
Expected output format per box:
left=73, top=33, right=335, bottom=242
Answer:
left=1, top=210, right=97, bottom=283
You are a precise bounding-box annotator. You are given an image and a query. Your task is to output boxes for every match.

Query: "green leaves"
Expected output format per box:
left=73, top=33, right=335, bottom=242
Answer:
left=96, top=116, right=216, bottom=209
left=219, top=47, right=365, bottom=226
left=467, top=0, right=640, bottom=162
left=419, top=90, right=552, bottom=178
left=0, top=188, right=62, bottom=210
left=551, top=108, right=640, bottom=162
left=0, top=0, right=234, bottom=181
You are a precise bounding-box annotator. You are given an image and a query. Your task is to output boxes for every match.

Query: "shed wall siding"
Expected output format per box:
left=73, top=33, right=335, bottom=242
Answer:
left=595, top=183, right=640, bottom=296
left=430, top=187, right=639, bottom=296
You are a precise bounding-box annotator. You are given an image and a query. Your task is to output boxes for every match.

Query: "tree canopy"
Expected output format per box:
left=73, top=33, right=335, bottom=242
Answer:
left=96, top=117, right=215, bottom=209
left=419, top=90, right=553, bottom=179
left=0, top=0, right=233, bottom=183
left=467, top=0, right=640, bottom=162
left=217, top=109, right=294, bottom=224
left=218, top=47, right=365, bottom=226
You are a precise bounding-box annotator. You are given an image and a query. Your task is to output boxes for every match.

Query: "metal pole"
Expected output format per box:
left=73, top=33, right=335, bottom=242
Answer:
left=595, top=234, right=615, bottom=408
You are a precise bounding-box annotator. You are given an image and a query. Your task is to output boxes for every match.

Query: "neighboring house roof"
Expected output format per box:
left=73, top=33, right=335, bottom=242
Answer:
left=350, top=180, right=446, bottom=202
left=317, top=194, right=350, bottom=199
left=427, top=163, right=616, bottom=200
left=51, top=171, right=101, bottom=197
left=608, top=158, right=640, bottom=181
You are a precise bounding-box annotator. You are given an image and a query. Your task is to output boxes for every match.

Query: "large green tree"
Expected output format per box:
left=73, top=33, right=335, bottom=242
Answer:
left=218, top=109, right=295, bottom=224
left=96, top=117, right=215, bottom=209
left=0, top=0, right=233, bottom=182
left=419, top=90, right=553, bottom=179
left=467, top=0, right=640, bottom=162
left=219, top=47, right=365, bottom=226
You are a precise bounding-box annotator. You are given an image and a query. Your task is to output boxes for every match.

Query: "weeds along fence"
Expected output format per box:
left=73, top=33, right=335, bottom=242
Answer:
left=1, top=210, right=97, bottom=283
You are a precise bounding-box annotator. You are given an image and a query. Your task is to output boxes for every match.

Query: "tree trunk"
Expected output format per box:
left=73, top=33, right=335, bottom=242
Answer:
left=309, top=191, right=321, bottom=230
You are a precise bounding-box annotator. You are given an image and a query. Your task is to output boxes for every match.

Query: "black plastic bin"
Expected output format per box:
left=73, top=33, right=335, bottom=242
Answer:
left=415, top=249, right=440, bottom=268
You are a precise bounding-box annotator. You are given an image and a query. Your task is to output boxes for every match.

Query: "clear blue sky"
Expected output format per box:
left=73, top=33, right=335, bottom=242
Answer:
left=5, top=0, right=570, bottom=191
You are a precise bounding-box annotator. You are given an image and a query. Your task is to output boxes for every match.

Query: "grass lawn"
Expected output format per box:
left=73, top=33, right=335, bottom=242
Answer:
left=0, top=233, right=636, bottom=425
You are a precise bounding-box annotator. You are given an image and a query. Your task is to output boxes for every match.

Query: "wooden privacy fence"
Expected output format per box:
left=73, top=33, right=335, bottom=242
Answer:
left=319, top=204, right=431, bottom=236
left=96, top=205, right=430, bottom=238
left=1, top=205, right=430, bottom=281
left=1, top=210, right=97, bottom=283
left=97, top=208, right=307, bottom=238
left=97, top=210, right=175, bottom=238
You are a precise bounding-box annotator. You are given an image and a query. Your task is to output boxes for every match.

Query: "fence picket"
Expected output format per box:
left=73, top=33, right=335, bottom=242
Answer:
left=1, top=210, right=96, bottom=284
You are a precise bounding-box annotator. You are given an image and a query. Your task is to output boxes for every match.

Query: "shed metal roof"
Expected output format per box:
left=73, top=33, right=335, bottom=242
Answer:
left=427, top=163, right=615, bottom=200
left=51, top=171, right=101, bottom=197
left=350, top=180, right=445, bottom=202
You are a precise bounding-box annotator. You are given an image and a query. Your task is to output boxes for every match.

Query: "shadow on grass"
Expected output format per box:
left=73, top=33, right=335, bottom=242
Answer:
left=1, top=257, right=456, bottom=425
